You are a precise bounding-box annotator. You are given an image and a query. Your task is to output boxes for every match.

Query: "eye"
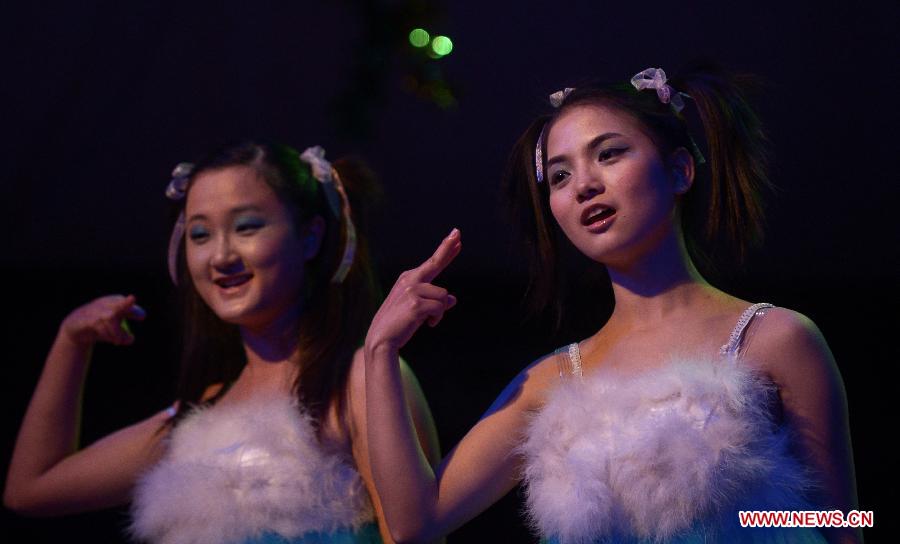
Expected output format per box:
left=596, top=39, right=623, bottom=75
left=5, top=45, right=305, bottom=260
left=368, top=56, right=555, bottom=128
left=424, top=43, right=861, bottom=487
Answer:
left=188, top=225, right=210, bottom=243
left=235, top=216, right=266, bottom=234
left=598, top=147, right=626, bottom=162
left=549, top=169, right=570, bottom=186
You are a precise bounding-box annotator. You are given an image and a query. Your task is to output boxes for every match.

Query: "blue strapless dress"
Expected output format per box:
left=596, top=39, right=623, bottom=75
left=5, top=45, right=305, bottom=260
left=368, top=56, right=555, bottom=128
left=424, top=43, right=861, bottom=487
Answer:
left=243, top=523, right=382, bottom=543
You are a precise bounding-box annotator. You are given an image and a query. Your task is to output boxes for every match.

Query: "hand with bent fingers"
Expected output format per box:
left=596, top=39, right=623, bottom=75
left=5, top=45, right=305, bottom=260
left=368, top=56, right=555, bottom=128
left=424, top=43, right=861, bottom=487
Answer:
left=60, top=294, right=147, bottom=348
left=366, top=229, right=461, bottom=354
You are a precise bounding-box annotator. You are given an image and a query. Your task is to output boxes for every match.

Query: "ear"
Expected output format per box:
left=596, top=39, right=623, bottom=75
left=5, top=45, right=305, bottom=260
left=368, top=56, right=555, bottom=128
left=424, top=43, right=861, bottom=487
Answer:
left=668, top=147, right=695, bottom=195
left=302, top=215, right=326, bottom=261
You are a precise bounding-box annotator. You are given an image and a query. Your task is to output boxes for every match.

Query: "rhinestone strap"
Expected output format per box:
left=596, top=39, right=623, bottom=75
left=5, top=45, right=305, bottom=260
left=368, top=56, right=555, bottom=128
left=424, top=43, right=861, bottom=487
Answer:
left=719, top=303, right=775, bottom=358
left=568, top=342, right=583, bottom=378
left=555, top=342, right=584, bottom=380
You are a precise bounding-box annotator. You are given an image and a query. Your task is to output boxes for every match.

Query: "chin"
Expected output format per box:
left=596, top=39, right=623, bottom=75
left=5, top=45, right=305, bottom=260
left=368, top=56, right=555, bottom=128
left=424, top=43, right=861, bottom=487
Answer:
left=210, top=309, right=254, bottom=327
left=216, top=302, right=301, bottom=332
left=204, top=296, right=259, bottom=323
left=215, top=313, right=274, bottom=333
left=569, top=237, right=624, bottom=265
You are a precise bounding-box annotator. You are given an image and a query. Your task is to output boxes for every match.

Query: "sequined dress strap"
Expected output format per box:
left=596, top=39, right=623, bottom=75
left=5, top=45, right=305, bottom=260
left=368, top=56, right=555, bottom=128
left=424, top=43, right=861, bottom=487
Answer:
left=555, top=342, right=583, bottom=380
left=719, top=302, right=775, bottom=359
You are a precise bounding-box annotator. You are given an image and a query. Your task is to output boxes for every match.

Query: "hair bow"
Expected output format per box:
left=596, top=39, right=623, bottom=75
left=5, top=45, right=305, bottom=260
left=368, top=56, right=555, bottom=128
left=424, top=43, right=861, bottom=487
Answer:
left=165, top=162, right=194, bottom=200
left=549, top=87, right=575, bottom=108
left=630, top=68, right=685, bottom=113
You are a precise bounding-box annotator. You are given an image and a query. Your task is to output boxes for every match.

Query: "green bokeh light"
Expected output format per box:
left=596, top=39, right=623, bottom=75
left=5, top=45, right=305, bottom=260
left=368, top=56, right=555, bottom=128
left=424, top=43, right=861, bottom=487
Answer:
left=430, top=35, right=453, bottom=57
left=408, top=28, right=430, bottom=48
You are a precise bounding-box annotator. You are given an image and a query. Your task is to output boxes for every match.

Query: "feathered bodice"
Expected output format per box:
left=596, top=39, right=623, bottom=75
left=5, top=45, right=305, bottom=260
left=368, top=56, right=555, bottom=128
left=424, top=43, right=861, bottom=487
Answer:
left=520, top=305, right=825, bottom=544
left=131, top=394, right=376, bottom=544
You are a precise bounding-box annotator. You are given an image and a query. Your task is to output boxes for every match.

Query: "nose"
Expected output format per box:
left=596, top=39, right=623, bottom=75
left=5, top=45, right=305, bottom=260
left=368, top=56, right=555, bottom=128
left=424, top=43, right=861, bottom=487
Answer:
left=210, top=233, right=242, bottom=272
left=574, top=168, right=605, bottom=203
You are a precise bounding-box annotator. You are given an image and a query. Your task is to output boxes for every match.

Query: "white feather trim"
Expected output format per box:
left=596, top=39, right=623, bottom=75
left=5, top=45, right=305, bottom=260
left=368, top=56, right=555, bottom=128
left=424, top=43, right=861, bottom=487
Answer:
left=130, top=395, right=374, bottom=544
left=520, top=358, right=816, bottom=544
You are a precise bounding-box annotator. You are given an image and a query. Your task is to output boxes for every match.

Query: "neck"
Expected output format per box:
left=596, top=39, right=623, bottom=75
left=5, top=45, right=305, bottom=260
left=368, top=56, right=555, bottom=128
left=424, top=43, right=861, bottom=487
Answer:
left=603, top=230, right=716, bottom=329
left=237, top=308, right=302, bottom=388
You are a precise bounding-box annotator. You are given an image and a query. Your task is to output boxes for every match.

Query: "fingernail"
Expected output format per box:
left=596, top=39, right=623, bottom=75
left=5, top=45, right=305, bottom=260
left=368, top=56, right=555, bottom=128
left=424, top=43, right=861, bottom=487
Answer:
left=447, top=228, right=459, bottom=239
left=447, top=294, right=457, bottom=307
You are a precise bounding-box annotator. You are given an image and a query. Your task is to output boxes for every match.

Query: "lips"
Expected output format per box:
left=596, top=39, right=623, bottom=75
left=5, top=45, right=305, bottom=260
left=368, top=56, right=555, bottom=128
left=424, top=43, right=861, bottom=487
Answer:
left=214, top=273, right=253, bottom=289
left=581, top=204, right=617, bottom=227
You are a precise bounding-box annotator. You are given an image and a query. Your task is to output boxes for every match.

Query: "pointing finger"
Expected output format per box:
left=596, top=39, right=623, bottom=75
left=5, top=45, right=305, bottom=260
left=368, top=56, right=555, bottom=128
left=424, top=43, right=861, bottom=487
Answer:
left=415, top=228, right=461, bottom=284
left=113, top=294, right=135, bottom=315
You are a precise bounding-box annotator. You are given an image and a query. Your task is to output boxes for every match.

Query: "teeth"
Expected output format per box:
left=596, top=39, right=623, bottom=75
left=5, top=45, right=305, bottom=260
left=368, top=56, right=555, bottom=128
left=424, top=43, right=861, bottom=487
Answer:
left=588, top=207, right=608, bottom=220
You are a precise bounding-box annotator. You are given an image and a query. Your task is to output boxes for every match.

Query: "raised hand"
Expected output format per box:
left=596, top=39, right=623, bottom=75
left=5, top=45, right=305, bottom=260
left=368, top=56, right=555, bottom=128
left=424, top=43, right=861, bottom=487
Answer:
left=60, top=294, right=146, bottom=348
left=365, top=229, right=461, bottom=354
left=3, top=294, right=160, bottom=515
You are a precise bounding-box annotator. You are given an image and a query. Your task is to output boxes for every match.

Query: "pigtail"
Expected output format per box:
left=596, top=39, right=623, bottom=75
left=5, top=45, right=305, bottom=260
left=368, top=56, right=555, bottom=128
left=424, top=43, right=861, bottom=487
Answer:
left=674, top=67, right=773, bottom=263
left=503, top=116, right=566, bottom=328
left=294, top=157, right=382, bottom=425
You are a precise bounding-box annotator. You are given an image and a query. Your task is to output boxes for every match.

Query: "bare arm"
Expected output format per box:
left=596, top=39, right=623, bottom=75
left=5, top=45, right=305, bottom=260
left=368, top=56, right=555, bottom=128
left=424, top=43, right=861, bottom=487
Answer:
left=4, top=295, right=169, bottom=516
left=348, top=350, right=442, bottom=543
left=362, top=230, right=555, bottom=542
left=749, top=308, right=861, bottom=544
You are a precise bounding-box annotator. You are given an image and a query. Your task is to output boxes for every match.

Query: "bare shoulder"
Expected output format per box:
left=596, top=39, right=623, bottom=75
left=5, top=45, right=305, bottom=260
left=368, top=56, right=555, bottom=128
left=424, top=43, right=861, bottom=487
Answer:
left=523, top=348, right=567, bottom=394
left=201, top=383, right=225, bottom=402
left=743, top=307, right=839, bottom=389
left=748, top=308, right=831, bottom=361
left=482, top=348, right=565, bottom=418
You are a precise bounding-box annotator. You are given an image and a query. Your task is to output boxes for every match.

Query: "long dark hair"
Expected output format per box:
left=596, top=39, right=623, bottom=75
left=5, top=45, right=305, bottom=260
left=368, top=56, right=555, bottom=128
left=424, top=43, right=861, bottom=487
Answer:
left=504, top=64, right=772, bottom=326
left=168, top=141, right=381, bottom=429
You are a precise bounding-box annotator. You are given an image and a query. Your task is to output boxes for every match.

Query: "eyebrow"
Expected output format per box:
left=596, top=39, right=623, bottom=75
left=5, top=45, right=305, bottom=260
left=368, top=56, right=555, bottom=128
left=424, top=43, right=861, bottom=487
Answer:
left=546, top=132, right=624, bottom=167
left=186, top=205, right=264, bottom=223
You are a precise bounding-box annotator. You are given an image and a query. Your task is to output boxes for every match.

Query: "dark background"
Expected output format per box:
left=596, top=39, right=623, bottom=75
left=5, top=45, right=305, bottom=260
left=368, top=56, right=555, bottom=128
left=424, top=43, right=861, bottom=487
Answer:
left=1, top=1, right=896, bottom=542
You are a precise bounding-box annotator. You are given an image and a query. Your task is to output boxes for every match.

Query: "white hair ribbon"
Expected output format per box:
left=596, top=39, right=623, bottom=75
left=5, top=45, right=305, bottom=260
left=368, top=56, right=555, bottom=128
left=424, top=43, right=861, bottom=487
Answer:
left=535, top=87, right=576, bottom=183
left=299, top=146, right=357, bottom=283
left=165, top=162, right=194, bottom=283
left=549, top=87, right=575, bottom=108
left=630, top=67, right=686, bottom=113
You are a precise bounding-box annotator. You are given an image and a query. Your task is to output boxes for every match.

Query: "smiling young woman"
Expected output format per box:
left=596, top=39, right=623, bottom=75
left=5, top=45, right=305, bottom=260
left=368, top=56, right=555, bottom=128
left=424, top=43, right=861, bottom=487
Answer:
left=4, top=141, right=440, bottom=544
left=184, top=165, right=311, bottom=332
left=362, top=66, right=859, bottom=543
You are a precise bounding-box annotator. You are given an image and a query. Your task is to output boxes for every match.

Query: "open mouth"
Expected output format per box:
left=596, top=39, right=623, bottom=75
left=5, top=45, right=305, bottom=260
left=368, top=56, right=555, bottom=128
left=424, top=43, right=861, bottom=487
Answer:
left=582, top=205, right=617, bottom=227
left=214, top=274, right=253, bottom=289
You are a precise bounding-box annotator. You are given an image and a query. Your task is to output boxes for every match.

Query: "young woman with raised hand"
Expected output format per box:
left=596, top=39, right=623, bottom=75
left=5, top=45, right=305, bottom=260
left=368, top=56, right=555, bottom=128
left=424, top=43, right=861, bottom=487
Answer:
left=4, top=141, right=440, bottom=543
left=364, top=67, right=859, bottom=543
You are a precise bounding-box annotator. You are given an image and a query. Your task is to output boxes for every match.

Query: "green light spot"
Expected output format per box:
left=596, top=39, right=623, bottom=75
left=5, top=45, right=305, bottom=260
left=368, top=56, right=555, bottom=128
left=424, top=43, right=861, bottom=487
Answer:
left=430, top=35, right=453, bottom=57
left=409, top=28, right=430, bottom=48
